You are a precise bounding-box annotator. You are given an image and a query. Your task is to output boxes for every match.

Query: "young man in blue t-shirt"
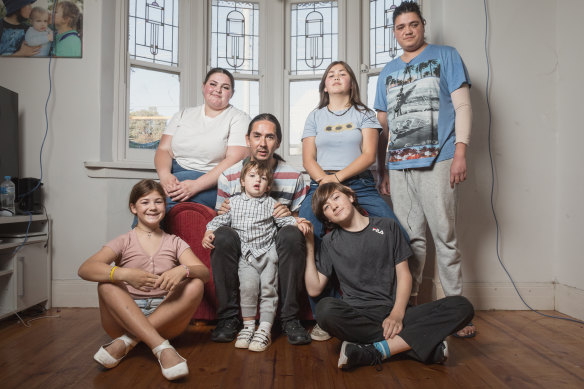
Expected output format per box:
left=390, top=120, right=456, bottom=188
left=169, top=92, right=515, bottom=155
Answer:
left=374, top=1, right=475, bottom=338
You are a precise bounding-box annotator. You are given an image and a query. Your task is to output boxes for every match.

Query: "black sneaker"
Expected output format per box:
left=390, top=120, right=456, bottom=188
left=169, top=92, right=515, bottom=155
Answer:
left=281, top=319, right=311, bottom=345
left=211, top=317, right=241, bottom=343
left=338, top=341, right=383, bottom=371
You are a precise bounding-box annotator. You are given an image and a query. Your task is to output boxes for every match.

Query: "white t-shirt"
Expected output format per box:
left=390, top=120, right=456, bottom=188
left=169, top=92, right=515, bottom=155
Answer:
left=164, top=105, right=250, bottom=172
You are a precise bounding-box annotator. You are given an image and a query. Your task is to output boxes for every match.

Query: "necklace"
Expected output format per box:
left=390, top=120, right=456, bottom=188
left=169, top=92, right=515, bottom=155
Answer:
left=135, top=225, right=158, bottom=238
left=327, top=104, right=352, bottom=117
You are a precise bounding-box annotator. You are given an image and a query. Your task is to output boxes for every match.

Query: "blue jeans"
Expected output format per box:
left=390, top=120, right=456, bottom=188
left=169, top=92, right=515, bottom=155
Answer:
left=167, top=160, right=218, bottom=212
left=298, top=170, right=407, bottom=318
left=134, top=297, right=164, bottom=317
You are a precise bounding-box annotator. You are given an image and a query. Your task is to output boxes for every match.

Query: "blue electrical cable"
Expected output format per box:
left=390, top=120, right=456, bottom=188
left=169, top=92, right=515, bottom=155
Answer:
left=11, top=5, right=56, bottom=257
left=483, top=0, right=583, bottom=325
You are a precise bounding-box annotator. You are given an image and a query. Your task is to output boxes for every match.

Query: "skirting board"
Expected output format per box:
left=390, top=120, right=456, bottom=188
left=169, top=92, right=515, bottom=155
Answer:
left=555, top=283, right=584, bottom=321
left=53, top=280, right=584, bottom=320
left=433, top=281, right=555, bottom=310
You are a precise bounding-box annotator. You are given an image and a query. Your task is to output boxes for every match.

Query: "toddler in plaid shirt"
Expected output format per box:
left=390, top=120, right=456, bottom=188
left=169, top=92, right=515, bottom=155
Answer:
left=203, top=160, right=310, bottom=352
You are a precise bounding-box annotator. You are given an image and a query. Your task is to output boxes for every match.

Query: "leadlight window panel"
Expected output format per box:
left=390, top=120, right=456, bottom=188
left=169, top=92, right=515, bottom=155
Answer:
left=129, top=0, right=179, bottom=66
left=367, top=74, right=378, bottom=110
left=211, top=1, right=260, bottom=75
left=369, top=0, right=417, bottom=68
left=128, top=66, right=180, bottom=149
left=231, top=80, right=260, bottom=118
left=290, top=1, right=338, bottom=75
left=289, top=80, right=320, bottom=155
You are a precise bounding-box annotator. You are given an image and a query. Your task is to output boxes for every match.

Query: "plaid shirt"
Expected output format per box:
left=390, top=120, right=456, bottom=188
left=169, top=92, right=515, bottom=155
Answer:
left=207, top=193, right=297, bottom=259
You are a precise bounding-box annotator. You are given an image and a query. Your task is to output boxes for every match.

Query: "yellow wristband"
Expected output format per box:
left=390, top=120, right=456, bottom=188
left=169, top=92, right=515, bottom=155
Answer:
left=110, top=266, right=118, bottom=282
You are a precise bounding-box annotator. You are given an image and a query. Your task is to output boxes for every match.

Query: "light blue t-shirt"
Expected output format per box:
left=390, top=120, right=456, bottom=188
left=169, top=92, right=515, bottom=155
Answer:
left=374, top=44, right=470, bottom=170
left=301, top=106, right=381, bottom=171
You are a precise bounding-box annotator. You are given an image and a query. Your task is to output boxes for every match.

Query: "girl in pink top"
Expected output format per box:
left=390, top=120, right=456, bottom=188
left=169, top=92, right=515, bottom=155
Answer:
left=78, top=179, right=210, bottom=381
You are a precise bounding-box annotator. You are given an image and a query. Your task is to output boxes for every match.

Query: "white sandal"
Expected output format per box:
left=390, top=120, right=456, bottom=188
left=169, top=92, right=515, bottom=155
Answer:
left=152, top=340, right=189, bottom=381
left=93, top=334, right=138, bottom=369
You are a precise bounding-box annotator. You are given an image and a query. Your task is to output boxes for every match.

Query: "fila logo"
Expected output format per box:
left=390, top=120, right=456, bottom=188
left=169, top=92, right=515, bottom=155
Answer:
left=372, top=227, right=384, bottom=235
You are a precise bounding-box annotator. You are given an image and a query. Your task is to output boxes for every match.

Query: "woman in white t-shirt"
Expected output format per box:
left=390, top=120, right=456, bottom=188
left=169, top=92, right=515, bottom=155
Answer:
left=155, top=68, right=250, bottom=210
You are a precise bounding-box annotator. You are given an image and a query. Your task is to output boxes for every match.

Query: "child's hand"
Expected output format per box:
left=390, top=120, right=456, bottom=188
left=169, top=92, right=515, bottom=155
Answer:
left=48, top=30, right=53, bottom=41
left=298, top=221, right=314, bottom=241
left=155, top=266, right=187, bottom=292
left=120, top=268, right=159, bottom=292
left=272, top=202, right=291, bottom=218
left=217, top=198, right=231, bottom=215
left=296, top=219, right=311, bottom=235
left=382, top=311, right=404, bottom=340
left=202, top=230, right=215, bottom=249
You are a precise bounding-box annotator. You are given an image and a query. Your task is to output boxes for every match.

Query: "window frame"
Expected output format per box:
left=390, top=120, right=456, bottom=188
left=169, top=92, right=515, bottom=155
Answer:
left=100, top=0, right=422, bottom=174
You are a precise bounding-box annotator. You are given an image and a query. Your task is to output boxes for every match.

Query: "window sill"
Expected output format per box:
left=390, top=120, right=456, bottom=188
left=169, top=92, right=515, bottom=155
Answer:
left=84, top=161, right=158, bottom=179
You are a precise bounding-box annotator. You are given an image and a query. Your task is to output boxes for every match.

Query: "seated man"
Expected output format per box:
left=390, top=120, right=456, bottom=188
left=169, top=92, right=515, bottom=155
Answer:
left=210, top=113, right=312, bottom=345
left=304, top=182, right=474, bottom=370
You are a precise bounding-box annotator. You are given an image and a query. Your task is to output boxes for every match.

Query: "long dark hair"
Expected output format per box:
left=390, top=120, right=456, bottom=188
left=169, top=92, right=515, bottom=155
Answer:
left=317, top=61, right=370, bottom=113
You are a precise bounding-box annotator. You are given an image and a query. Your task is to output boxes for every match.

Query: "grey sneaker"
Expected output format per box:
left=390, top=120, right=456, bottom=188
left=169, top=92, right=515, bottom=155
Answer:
left=310, top=324, right=332, bottom=341
left=338, top=341, right=383, bottom=371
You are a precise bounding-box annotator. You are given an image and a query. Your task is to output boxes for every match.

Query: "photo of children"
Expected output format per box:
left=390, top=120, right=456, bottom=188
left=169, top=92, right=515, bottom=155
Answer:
left=0, top=0, right=83, bottom=57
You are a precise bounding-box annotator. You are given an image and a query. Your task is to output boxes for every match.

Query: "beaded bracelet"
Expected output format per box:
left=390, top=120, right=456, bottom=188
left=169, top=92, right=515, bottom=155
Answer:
left=109, top=266, right=118, bottom=282
left=334, top=173, right=341, bottom=182
left=182, top=264, right=190, bottom=278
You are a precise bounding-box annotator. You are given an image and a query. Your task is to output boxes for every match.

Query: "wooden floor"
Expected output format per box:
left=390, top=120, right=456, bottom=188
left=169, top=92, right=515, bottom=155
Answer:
left=1, top=308, right=583, bottom=389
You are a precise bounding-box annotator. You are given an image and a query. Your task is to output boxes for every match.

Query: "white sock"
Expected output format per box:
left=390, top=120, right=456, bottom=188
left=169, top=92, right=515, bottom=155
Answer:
left=258, top=321, right=272, bottom=333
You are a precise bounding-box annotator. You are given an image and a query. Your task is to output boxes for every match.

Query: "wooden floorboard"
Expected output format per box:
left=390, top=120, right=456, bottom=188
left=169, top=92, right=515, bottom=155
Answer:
left=0, top=308, right=582, bottom=388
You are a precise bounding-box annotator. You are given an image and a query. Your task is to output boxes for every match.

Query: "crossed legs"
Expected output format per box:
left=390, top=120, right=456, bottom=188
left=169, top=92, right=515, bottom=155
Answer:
left=97, top=278, right=204, bottom=368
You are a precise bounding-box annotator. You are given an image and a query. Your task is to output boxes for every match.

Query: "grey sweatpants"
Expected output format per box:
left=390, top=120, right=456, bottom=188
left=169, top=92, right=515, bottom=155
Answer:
left=238, top=245, right=279, bottom=324
left=390, top=159, right=462, bottom=296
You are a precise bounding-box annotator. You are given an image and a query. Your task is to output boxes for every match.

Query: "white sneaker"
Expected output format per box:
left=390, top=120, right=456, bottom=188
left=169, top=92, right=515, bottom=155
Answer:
left=310, top=324, right=332, bottom=341
left=235, top=327, right=255, bottom=349
left=248, top=328, right=271, bottom=352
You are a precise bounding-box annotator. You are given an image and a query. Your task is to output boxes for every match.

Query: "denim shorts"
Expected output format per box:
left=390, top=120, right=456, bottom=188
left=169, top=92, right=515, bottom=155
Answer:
left=134, top=297, right=165, bottom=317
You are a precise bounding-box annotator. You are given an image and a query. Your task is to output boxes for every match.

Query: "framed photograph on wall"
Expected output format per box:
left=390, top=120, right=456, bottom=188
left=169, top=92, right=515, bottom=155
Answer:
left=0, top=0, right=83, bottom=57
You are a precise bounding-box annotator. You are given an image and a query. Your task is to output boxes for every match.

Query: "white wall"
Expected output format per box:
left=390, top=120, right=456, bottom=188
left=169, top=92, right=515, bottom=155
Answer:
left=555, top=0, right=584, bottom=319
left=0, top=0, right=582, bottom=318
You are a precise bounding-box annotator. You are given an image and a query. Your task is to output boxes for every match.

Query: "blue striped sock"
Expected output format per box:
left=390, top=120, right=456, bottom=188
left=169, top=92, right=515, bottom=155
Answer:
left=373, top=340, right=391, bottom=360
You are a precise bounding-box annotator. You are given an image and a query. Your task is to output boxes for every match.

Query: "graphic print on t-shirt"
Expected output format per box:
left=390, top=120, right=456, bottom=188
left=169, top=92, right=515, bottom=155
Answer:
left=324, top=122, right=354, bottom=133
left=385, top=59, right=441, bottom=163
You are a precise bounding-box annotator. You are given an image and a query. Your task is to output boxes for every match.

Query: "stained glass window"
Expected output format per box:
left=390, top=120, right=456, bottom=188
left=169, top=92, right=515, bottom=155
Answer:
left=211, top=1, right=260, bottom=74
left=129, top=0, right=179, bottom=66
left=290, top=2, right=338, bottom=75
left=369, top=0, right=417, bottom=68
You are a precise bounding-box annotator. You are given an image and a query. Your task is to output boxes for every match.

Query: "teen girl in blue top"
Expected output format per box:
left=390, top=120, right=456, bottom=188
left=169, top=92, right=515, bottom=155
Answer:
left=300, top=60, right=404, bottom=247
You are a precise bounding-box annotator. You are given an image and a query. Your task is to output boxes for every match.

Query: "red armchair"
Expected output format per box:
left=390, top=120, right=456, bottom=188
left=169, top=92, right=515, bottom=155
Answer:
left=166, top=202, right=218, bottom=320
left=166, top=201, right=313, bottom=321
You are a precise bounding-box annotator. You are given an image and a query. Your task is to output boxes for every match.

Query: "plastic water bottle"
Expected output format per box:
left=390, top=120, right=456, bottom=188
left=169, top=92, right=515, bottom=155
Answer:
left=0, top=176, right=16, bottom=216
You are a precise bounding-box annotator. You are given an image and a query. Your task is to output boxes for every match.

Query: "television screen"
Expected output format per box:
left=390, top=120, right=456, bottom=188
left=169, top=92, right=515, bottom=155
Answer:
left=0, top=86, right=19, bottom=180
